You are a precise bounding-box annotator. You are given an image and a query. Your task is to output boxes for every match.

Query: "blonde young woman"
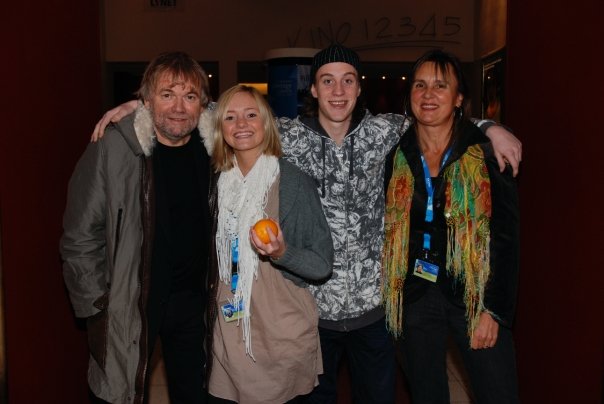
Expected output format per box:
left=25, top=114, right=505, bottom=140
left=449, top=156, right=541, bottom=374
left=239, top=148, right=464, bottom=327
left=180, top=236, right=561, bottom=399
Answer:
left=205, top=85, right=333, bottom=404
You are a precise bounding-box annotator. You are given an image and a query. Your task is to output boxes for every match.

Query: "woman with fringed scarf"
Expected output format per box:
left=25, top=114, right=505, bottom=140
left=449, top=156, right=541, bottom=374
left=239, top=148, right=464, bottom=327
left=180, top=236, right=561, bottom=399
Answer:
left=205, top=85, right=333, bottom=404
left=383, top=50, right=520, bottom=404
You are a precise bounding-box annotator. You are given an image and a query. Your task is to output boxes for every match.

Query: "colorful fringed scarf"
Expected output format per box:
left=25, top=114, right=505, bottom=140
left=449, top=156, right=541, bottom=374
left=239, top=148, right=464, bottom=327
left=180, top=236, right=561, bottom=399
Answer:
left=382, top=148, right=414, bottom=336
left=382, top=144, right=492, bottom=339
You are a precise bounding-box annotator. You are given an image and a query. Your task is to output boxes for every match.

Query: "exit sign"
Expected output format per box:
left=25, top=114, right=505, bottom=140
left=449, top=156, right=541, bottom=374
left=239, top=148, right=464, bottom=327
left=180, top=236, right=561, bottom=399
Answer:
left=149, top=0, right=177, bottom=8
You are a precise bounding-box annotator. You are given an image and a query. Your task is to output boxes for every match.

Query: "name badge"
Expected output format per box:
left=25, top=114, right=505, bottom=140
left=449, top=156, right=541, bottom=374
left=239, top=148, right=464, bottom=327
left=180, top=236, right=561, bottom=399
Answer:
left=220, top=300, right=245, bottom=323
left=413, top=258, right=439, bottom=283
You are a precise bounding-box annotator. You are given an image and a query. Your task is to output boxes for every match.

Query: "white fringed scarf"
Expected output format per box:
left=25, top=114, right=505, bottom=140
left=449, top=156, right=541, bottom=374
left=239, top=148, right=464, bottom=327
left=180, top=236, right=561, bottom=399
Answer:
left=216, top=154, right=279, bottom=359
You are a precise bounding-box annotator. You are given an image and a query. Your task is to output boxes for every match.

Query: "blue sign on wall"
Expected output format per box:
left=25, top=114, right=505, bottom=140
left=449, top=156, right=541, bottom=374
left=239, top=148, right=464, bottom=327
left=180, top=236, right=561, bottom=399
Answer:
left=267, top=58, right=313, bottom=119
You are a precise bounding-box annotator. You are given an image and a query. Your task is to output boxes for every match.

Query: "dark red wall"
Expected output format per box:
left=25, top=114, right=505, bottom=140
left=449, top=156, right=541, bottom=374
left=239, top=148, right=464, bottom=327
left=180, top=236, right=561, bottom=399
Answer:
left=1, top=2, right=101, bottom=403
left=507, top=1, right=603, bottom=402
left=1, top=1, right=602, bottom=403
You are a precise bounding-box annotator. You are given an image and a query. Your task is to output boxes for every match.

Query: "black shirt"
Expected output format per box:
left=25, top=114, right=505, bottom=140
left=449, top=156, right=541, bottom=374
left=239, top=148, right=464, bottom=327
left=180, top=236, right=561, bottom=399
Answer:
left=152, top=135, right=209, bottom=296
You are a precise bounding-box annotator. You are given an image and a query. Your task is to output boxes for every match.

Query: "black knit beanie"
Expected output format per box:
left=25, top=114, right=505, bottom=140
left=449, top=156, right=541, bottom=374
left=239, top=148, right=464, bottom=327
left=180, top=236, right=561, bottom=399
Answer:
left=310, top=44, right=361, bottom=82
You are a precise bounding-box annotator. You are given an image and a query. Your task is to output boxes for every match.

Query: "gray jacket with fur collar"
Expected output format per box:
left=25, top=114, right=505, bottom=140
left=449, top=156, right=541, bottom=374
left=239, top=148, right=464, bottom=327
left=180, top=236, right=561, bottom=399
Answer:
left=60, top=107, right=211, bottom=403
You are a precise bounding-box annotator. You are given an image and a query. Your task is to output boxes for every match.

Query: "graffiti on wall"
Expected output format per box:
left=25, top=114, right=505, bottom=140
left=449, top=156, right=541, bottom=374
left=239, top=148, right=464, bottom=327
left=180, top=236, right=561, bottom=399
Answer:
left=286, top=15, right=464, bottom=50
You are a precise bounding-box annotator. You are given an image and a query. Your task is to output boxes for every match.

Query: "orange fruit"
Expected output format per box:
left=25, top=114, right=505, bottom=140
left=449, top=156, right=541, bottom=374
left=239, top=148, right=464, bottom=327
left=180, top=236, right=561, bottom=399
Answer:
left=253, top=218, right=278, bottom=244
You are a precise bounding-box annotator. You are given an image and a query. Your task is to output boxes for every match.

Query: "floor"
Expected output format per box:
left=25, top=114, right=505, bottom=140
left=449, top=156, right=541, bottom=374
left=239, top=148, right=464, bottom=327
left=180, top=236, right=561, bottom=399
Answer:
left=445, top=339, right=475, bottom=404
left=148, top=337, right=474, bottom=403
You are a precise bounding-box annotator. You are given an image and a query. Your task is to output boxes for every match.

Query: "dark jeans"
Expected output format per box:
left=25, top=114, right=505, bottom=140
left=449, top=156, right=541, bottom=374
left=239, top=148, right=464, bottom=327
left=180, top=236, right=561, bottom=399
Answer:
left=147, top=290, right=207, bottom=404
left=399, top=285, right=519, bottom=404
left=305, top=318, right=396, bottom=404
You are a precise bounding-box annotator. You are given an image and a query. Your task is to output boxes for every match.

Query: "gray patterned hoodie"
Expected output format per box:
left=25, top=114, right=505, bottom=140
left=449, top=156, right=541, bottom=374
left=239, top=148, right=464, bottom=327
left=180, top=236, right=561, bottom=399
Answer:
left=277, top=111, right=410, bottom=330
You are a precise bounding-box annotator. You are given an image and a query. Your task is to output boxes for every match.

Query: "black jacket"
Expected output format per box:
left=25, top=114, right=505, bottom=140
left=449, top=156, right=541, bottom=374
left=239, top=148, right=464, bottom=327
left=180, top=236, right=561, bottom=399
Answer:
left=384, top=120, right=520, bottom=328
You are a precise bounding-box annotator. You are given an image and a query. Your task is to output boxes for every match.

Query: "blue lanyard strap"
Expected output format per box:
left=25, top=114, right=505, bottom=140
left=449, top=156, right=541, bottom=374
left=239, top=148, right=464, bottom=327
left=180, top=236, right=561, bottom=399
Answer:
left=420, top=148, right=452, bottom=250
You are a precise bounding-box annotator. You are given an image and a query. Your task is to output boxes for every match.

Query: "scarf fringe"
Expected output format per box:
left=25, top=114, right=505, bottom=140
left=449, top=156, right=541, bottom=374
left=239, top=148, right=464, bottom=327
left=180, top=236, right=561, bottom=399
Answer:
left=445, top=145, right=492, bottom=339
left=382, top=147, right=413, bottom=336
left=383, top=144, right=492, bottom=342
left=216, top=155, right=279, bottom=359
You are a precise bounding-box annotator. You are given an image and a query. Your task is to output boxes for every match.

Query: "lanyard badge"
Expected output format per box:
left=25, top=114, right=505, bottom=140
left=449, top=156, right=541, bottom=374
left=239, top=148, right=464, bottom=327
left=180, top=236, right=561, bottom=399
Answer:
left=413, top=148, right=452, bottom=283
left=221, top=237, right=245, bottom=322
left=231, top=237, right=239, bottom=293
left=220, top=300, right=245, bottom=322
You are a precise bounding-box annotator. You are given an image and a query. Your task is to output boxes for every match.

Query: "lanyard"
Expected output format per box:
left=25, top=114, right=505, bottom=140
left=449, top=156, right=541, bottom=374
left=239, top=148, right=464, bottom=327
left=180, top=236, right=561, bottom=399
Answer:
left=420, top=148, right=452, bottom=251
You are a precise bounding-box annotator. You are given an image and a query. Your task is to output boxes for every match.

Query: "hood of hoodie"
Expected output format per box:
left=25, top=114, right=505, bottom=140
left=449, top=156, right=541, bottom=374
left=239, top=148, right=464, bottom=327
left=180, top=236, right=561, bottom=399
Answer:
left=299, top=111, right=365, bottom=141
left=298, top=111, right=367, bottom=196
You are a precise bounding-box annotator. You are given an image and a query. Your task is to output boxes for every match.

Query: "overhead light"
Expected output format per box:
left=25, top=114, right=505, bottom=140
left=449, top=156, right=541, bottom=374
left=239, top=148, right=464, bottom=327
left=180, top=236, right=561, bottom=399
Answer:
left=239, top=83, right=268, bottom=95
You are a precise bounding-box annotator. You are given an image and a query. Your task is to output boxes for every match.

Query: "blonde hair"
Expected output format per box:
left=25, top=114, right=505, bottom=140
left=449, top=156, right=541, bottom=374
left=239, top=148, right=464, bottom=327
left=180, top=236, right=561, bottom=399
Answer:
left=212, top=85, right=282, bottom=172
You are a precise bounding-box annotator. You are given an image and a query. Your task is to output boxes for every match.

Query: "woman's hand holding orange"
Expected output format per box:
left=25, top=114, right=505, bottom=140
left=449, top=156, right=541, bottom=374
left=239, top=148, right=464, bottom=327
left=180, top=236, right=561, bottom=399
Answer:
left=250, top=219, right=286, bottom=259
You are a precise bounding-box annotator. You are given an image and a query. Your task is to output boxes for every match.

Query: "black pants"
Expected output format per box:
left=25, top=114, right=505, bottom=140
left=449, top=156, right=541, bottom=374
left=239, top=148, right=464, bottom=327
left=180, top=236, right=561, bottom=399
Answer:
left=304, top=318, right=396, bottom=404
left=399, top=285, right=519, bottom=404
left=147, top=290, right=207, bottom=404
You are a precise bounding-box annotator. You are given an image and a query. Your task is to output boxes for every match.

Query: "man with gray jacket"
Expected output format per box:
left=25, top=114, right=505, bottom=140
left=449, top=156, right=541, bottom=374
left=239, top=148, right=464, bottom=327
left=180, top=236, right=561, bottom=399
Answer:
left=60, top=52, right=211, bottom=404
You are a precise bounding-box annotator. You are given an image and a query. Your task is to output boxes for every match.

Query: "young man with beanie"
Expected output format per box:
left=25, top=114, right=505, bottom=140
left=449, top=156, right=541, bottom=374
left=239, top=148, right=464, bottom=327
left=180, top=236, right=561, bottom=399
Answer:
left=275, top=43, right=521, bottom=403
left=89, top=44, right=521, bottom=403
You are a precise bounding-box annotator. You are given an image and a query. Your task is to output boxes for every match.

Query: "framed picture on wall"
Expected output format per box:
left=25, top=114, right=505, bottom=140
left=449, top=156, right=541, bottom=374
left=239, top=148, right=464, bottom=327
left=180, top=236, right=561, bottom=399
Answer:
left=482, top=50, right=505, bottom=122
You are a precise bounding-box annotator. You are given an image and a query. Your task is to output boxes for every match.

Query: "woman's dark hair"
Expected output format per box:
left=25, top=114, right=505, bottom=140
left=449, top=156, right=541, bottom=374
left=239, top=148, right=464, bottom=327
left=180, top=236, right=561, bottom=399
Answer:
left=404, top=49, right=470, bottom=126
